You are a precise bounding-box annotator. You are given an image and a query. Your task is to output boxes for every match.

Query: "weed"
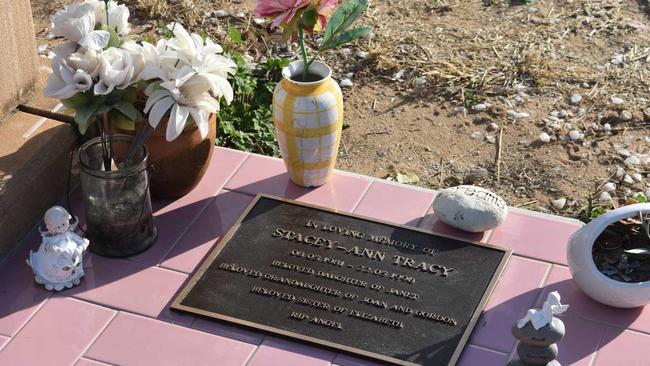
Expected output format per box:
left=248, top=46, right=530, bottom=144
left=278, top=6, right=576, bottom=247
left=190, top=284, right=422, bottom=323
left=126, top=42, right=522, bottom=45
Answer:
left=217, top=55, right=290, bottom=157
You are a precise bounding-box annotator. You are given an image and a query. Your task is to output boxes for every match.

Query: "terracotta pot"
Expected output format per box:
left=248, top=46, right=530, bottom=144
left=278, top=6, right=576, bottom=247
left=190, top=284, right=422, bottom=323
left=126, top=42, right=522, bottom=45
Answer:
left=121, top=114, right=217, bottom=199
left=272, top=60, right=343, bottom=187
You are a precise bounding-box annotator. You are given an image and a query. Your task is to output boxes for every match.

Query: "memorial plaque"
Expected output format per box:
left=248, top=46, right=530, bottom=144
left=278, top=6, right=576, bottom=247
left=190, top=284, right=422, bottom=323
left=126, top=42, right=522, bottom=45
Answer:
left=172, top=194, right=510, bottom=366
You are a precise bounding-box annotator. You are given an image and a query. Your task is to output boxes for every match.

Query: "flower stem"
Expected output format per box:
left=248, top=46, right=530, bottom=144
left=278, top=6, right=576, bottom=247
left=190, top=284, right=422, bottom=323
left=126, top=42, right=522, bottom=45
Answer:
left=298, top=27, right=309, bottom=81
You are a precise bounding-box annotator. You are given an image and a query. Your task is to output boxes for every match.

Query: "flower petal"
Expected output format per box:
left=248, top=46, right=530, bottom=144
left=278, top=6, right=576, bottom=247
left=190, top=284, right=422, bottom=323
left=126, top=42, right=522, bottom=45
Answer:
left=188, top=108, right=209, bottom=140
left=79, top=30, right=110, bottom=50
left=144, top=89, right=171, bottom=113
left=166, top=104, right=190, bottom=141
left=148, top=96, right=175, bottom=129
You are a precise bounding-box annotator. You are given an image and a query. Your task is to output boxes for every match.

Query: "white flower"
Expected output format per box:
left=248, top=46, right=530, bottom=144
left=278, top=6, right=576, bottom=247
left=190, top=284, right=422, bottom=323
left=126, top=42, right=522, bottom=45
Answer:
left=106, top=1, right=130, bottom=35
left=84, top=0, right=130, bottom=35
left=93, top=48, right=136, bottom=95
left=164, top=23, right=223, bottom=63
left=44, top=59, right=91, bottom=99
left=144, top=67, right=220, bottom=141
left=188, top=53, right=236, bottom=104
left=51, top=3, right=109, bottom=49
left=68, top=48, right=101, bottom=79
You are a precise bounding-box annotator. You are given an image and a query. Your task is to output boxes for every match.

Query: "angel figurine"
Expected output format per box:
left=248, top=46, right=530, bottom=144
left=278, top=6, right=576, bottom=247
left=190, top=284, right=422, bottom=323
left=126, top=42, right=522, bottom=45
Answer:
left=26, top=206, right=89, bottom=291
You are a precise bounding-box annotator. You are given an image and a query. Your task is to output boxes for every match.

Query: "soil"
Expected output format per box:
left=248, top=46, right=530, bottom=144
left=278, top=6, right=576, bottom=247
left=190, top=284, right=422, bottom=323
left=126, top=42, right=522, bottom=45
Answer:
left=30, top=0, right=650, bottom=220
left=593, top=217, right=650, bottom=282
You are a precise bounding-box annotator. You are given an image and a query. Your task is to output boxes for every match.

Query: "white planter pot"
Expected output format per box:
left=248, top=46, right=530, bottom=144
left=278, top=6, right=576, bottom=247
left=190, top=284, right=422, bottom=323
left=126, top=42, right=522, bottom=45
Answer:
left=567, top=203, right=650, bottom=308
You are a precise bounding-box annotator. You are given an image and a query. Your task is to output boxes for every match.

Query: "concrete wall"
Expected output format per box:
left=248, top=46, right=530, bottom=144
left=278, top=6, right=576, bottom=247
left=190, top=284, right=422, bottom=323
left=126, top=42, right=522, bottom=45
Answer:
left=0, top=0, right=39, bottom=123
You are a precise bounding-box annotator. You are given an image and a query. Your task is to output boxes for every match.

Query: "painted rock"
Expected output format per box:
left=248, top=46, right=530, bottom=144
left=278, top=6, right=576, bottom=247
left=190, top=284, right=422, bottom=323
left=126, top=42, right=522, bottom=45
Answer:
left=517, top=343, right=558, bottom=364
left=512, top=317, right=565, bottom=346
left=432, top=185, right=508, bottom=232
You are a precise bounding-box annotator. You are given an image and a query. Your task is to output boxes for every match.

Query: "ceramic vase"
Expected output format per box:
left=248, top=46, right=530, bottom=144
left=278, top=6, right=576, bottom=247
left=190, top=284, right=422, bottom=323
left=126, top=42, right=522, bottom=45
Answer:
left=567, top=203, right=650, bottom=308
left=273, top=60, right=344, bottom=187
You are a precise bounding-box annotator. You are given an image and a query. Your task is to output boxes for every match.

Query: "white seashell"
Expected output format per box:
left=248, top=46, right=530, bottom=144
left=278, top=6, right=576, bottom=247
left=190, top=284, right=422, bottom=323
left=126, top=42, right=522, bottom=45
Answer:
left=599, top=192, right=612, bottom=201
left=355, top=51, right=369, bottom=59
left=470, top=131, right=482, bottom=140
left=623, top=174, right=635, bottom=185
left=611, top=54, right=624, bottom=65
left=539, top=132, right=551, bottom=143
left=611, top=96, right=625, bottom=105
left=632, top=173, right=643, bottom=182
left=472, top=103, right=490, bottom=112
left=213, top=9, right=228, bottom=17
left=603, top=182, right=616, bottom=192
left=603, top=123, right=612, bottom=131
left=508, top=110, right=530, bottom=119
left=624, top=155, right=641, bottom=166
left=568, top=130, right=582, bottom=140
left=339, top=78, right=353, bottom=88
left=488, top=122, right=499, bottom=131
left=551, top=197, right=567, bottom=210
left=570, top=94, right=582, bottom=104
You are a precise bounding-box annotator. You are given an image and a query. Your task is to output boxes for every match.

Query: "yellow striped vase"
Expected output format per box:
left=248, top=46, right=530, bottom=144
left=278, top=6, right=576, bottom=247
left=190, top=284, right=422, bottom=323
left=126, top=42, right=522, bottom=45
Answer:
left=273, top=60, right=344, bottom=187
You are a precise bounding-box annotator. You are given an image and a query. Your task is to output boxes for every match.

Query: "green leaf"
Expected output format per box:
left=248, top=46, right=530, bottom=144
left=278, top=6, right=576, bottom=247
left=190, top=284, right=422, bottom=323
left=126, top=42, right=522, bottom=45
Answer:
left=633, top=193, right=649, bottom=203
left=74, top=103, right=99, bottom=135
left=591, top=205, right=605, bottom=219
left=321, top=27, right=370, bottom=51
left=62, top=93, right=87, bottom=109
left=111, top=110, right=136, bottom=131
left=323, top=0, right=368, bottom=42
left=228, top=26, right=242, bottom=45
left=100, top=25, right=121, bottom=48
left=114, top=101, right=138, bottom=121
left=396, top=171, right=420, bottom=184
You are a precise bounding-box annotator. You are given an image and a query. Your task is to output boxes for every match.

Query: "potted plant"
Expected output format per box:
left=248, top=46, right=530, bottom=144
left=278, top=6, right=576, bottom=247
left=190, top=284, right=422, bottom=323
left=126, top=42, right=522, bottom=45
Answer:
left=568, top=194, right=650, bottom=308
left=255, top=0, right=369, bottom=187
left=45, top=0, right=235, bottom=256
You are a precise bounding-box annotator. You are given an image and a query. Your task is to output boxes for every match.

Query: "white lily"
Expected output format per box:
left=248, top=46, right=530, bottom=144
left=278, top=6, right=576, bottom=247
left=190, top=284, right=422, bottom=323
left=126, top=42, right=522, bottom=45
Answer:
left=164, top=23, right=223, bottom=63
left=93, top=47, right=135, bottom=95
left=44, top=59, right=89, bottom=99
left=144, top=67, right=221, bottom=141
left=188, top=53, right=236, bottom=104
left=51, top=3, right=109, bottom=50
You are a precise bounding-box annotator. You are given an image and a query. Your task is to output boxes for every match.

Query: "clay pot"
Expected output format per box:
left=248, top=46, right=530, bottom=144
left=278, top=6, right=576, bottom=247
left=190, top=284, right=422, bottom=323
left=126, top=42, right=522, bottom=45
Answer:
left=137, top=114, right=216, bottom=199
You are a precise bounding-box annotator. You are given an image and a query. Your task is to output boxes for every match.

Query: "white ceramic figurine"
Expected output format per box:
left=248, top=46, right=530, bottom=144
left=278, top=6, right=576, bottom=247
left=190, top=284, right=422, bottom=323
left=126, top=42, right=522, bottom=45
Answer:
left=26, top=206, right=89, bottom=291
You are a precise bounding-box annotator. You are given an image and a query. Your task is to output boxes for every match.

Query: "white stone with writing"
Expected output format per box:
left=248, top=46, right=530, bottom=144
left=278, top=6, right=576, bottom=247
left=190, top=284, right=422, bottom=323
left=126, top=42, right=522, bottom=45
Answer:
left=432, top=185, right=508, bottom=232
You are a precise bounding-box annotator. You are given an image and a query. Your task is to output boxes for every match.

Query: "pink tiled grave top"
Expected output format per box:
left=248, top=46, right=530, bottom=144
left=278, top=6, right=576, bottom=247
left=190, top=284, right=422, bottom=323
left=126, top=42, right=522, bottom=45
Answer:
left=0, top=147, right=646, bottom=365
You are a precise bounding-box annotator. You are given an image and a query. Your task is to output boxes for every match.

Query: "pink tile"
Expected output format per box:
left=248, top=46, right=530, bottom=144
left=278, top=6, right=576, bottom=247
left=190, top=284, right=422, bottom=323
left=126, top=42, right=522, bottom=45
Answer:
left=332, top=353, right=385, bottom=366
left=418, top=207, right=490, bottom=242
left=191, top=317, right=264, bottom=345
left=129, top=147, right=248, bottom=266
left=353, top=181, right=435, bottom=226
left=594, top=328, right=650, bottom=366
left=66, top=254, right=192, bottom=325
left=0, top=335, right=9, bottom=351
left=161, top=191, right=254, bottom=273
left=0, top=297, right=114, bottom=366
left=0, top=238, right=51, bottom=337
left=225, top=154, right=371, bottom=212
left=554, top=316, right=605, bottom=366
left=75, top=358, right=113, bottom=366
left=247, top=337, right=336, bottom=366
left=537, top=265, right=648, bottom=332
left=86, top=312, right=255, bottom=366
left=457, top=345, right=507, bottom=366
left=470, top=256, right=550, bottom=352
left=488, top=210, right=582, bottom=265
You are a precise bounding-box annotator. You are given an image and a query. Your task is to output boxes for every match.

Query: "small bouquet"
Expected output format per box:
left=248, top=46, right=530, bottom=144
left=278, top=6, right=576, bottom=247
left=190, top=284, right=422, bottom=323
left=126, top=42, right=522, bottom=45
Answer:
left=256, top=0, right=369, bottom=81
left=45, top=0, right=236, bottom=169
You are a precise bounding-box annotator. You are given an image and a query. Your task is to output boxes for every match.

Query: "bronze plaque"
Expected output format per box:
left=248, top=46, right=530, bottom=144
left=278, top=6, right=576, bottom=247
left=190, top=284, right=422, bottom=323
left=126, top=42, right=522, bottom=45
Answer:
left=172, top=194, right=510, bottom=366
